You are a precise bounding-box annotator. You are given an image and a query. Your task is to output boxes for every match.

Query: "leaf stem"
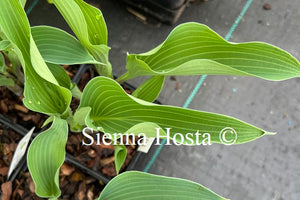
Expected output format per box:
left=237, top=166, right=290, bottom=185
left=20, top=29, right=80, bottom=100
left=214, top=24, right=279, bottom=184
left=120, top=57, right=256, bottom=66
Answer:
left=116, top=72, right=130, bottom=83
left=7, top=83, right=23, bottom=96
left=71, top=83, right=82, bottom=100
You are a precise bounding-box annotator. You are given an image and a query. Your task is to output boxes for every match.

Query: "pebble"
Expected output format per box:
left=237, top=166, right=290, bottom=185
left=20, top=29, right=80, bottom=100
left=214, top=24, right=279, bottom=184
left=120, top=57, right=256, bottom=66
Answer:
left=170, top=76, right=176, bottom=81
left=263, top=3, right=271, bottom=10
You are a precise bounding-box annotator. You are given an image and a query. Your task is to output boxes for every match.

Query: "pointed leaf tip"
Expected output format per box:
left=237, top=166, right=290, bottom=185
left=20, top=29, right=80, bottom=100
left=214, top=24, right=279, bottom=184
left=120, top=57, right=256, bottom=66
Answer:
left=265, top=131, right=277, bottom=135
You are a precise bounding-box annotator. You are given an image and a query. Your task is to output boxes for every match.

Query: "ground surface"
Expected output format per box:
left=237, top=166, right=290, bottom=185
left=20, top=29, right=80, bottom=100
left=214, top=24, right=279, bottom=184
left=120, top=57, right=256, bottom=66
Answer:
left=27, top=0, right=300, bottom=199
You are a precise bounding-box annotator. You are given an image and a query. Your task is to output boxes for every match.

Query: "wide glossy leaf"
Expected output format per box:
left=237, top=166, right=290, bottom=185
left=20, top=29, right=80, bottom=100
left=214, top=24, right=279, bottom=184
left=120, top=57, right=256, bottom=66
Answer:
left=31, top=26, right=99, bottom=65
left=118, top=23, right=300, bottom=82
left=27, top=117, right=68, bottom=198
left=97, top=171, right=228, bottom=200
left=79, top=77, right=274, bottom=145
left=52, top=0, right=112, bottom=77
left=0, top=0, right=72, bottom=116
left=132, top=76, right=165, bottom=102
left=114, top=145, right=127, bottom=174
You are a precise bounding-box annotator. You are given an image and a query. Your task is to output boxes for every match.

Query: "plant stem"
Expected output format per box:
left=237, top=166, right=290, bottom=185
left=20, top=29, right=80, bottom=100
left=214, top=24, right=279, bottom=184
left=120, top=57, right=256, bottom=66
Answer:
left=7, top=84, right=23, bottom=96
left=87, top=46, right=113, bottom=78
left=116, top=72, right=130, bottom=83
left=71, top=83, right=82, bottom=100
left=11, top=64, right=24, bottom=83
left=94, top=63, right=113, bottom=78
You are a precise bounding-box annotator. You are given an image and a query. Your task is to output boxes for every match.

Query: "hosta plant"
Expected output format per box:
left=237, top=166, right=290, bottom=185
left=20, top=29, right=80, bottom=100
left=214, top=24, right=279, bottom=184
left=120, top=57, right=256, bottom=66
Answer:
left=0, top=0, right=300, bottom=199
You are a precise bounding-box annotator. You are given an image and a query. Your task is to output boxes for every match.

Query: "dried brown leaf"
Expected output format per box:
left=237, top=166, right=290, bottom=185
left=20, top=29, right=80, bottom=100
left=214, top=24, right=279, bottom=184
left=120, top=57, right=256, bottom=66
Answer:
left=1, top=181, right=12, bottom=200
left=60, top=163, right=75, bottom=176
left=99, top=156, right=115, bottom=166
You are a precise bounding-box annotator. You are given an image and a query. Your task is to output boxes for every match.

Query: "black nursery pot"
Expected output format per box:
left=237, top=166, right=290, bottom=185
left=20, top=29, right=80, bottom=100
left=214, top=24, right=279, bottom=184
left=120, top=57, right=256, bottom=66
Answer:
left=122, top=0, right=189, bottom=24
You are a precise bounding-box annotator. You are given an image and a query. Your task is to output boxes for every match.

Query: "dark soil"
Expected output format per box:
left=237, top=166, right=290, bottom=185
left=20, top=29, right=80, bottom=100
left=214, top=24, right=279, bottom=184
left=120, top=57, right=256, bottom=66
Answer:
left=0, top=87, right=47, bottom=130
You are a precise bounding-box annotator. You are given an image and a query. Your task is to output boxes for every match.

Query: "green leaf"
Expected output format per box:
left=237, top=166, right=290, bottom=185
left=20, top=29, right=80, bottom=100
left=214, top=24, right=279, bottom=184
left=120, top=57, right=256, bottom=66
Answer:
left=70, top=83, right=82, bottom=99
left=20, top=0, right=26, bottom=8
left=42, top=116, right=54, bottom=128
left=31, top=26, right=100, bottom=65
left=0, top=53, right=6, bottom=73
left=119, top=23, right=300, bottom=82
left=114, top=145, right=127, bottom=175
left=29, top=34, right=59, bottom=85
left=47, top=62, right=71, bottom=89
left=52, top=0, right=112, bottom=77
left=98, top=171, right=228, bottom=200
left=0, top=0, right=72, bottom=116
left=23, top=66, right=72, bottom=116
left=0, top=76, right=15, bottom=86
left=0, top=40, right=10, bottom=50
left=52, top=0, right=106, bottom=45
left=79, top=77, right=273, bottom=145
left=69, top=107, right=91, bottom=132
left=132, top=76, right=165, bottom=102
left=87, top=45, right=112, bottom=78
left=125, top=122, right=166, bottom=137
left=73, top=0, right=107, bottom=45
left=27, top=117, right=68, bottom=198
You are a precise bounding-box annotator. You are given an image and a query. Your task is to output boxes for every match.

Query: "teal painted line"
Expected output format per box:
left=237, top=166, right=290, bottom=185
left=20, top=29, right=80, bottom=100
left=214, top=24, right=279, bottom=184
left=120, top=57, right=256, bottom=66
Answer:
left=182, top=74, right=208, bottom=108
left=143, top=139, right=167, bottom=173
left=26, top=0, right=40, bottom=15
left=143, top=0, right=254, bottom=173
left=225, top=0, right=253, bottom=41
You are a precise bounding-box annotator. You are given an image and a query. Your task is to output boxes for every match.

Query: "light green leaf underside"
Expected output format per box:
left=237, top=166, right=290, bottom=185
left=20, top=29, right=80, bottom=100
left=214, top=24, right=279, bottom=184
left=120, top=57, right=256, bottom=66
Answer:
left=87, top=44, right=112, bottom=77
left=73, top=0, right=107, bottom=45
left=70, top=83, right=82, bottom=99
left=114, top=145, right=127, bottom=175
left=69, top=107, right=91, bottom=132
left=0, top=40, right=10, bottom=50
left=31, top=26, right=99, bottom=65
left=0, top=0, right=71, bottom=116
left=124, top=22, right=300, bottom=81
left=27, top=117, right=68, bottom=198
left=29, top=33, right=58, bottom=85
left=98, top=171, right=228, bottom=200
left=20, top=0, right=26, bottom=8
left=52, top=0, right=107, bottom=45
left=79, top=77, right=271, bottom=144
left=132, top=76, right=165, bottom=102
left=52, top=0, right=112, bottom=77
left=42, top=116, right=54, bottom=128
left=125, top=122, right=166, bottom=138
